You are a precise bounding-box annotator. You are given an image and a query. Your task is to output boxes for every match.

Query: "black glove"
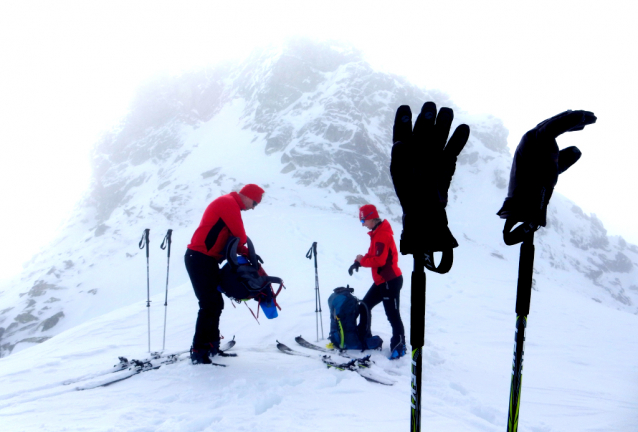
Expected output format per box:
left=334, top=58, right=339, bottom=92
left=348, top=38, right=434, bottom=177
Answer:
left=348, top=261, right=361, bottom=276
left=390, top=102, right=469, bottom=273
left=256, top=254, right=264, bottom=264
left=497, top=110, right=596, bottom=245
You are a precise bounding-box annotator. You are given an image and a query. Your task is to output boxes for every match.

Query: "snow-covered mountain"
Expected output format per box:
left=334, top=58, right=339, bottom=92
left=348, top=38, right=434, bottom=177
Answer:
left=1, top=39, right=635, bottom=358
left=0, top=39, right=636, bottom=431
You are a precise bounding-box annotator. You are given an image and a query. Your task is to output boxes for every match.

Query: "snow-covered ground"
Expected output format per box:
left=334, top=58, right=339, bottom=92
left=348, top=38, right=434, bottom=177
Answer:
left=1, top=204, right=636, bottom=431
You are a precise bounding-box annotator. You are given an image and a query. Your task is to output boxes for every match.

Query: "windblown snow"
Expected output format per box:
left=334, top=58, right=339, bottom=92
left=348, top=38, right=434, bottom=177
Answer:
left=0, top=40, right=636, bottom=431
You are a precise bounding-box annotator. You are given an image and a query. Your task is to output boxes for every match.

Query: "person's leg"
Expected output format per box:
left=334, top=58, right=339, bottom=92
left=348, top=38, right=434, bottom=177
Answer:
left=357, top=282, right=384, bottom=345
left=381, top=275, right=405, bottom=355
left=185, top=250, right=223, bottom=361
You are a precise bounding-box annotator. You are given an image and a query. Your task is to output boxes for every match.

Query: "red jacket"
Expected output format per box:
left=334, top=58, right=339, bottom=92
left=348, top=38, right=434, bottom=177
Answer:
left=187, top=192, right=249, bottom=261
left=359, top=220, right=402, bottom=285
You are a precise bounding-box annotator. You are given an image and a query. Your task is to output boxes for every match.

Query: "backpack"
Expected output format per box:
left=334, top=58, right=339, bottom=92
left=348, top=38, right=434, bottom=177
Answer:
left=218, top=236, right=284, bottom=319
left=328, top=286, right=383, bottom=350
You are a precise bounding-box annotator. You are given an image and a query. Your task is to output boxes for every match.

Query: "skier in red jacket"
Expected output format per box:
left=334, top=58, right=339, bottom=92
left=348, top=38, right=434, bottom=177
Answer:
left=354, top=204, right=406, bottom=359
left=185, top=184, right=264, bottom=364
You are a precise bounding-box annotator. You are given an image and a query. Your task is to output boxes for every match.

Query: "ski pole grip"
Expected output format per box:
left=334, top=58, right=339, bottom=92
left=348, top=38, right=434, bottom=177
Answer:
left=306, top=242, right=317, bottom=260
left=410, top=255, right=426, bottom=348
left=515, top=239, right=535, bottom=316
left=139, top=229, right=150, bottom=257
left=161, top=229, right=173, bottom=257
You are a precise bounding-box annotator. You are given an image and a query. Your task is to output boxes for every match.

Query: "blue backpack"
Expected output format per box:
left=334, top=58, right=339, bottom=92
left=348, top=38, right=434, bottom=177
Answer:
left=328, top=286, right=383, bottom=350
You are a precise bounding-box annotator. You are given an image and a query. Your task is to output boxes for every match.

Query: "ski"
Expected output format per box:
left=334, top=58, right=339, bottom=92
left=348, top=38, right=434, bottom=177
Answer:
left=321, top=357, right=393, bottom=386
left=278, top=340, right=370, bottom=364
left=294, top=335, right=362, bottom=359
left=111, top=337, right=237, bottom=375
left=75, top=352, right=221, bottom=390
left=277, top=340, right=394, bottom=386
left=73, top=339, right=236, bottom=390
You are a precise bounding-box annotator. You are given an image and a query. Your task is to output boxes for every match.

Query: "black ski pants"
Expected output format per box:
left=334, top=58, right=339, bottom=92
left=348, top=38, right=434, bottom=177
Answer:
left=357, top=275, right=405, bottom=350
left=185, top=249, right=224, bottom=349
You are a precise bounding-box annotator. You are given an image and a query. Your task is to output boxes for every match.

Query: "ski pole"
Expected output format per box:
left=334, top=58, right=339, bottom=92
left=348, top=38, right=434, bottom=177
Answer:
left=389, top=102, right=469, bottom=432
left=306, top=242, right=324, bottom=341
left=496, top=110, right=595, bottom=429
left=160, top=229, right=173, bottom=352
left=139, top=228, right=151, bottom=353
left=410, top=253, right=426, bottom=432
left=507, top=232, right=535, bottom=432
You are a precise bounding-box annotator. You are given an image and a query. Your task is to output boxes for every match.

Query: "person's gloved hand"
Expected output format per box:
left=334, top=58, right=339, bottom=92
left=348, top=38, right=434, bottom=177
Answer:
left=497, top=110, right=596, bottom=245
left=348, top=261, right=361, bottom=276
left=390, top=102, right=469, bottom=273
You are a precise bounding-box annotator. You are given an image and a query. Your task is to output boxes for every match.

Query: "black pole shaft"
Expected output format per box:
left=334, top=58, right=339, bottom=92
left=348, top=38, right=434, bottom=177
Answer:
left=410, top=254, right=426, bottom=432
left=161, top=229, right=172, bottom=352
left=507, top=233, right=535, bottom=432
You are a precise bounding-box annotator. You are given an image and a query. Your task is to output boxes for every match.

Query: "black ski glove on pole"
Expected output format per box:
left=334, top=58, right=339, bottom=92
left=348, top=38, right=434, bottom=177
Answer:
left=497, top=110, right=597, bottom=245
left=348, top=261, right=361, bottom=276
left=390, top=102, right=470, bottom=273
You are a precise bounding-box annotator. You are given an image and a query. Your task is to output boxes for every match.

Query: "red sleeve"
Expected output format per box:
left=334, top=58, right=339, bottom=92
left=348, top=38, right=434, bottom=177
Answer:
left=360, top=235, right=390, bottom=268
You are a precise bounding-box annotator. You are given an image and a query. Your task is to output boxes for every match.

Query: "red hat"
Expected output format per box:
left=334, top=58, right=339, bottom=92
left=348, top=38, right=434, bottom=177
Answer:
left=240, top=184, right=265, bottom=203
left=359, top=204, right=379, bottom=221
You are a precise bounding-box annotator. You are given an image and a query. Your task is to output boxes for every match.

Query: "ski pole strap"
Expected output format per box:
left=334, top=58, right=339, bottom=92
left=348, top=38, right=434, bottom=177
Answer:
left=139, top=229, right=150, bottom=257
left=306, top=242, right=317, bottom=260
left=503, top=218, right=539, bottom=246
left=273, top=282, right=285, bottom=311
left=160, top=229, right=173, bottom=254
left=244, top=301, right=260, bottom=324
left=423, top=249, right=453, bottom=274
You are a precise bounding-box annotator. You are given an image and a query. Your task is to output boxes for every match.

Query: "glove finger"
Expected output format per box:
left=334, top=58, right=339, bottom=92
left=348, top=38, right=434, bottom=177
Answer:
left=537, top=110, right=596, bottom=139
left=413, top=102, right=437, bottom=146
left=578, top=111, right=597, bottom=127
left=393, top=105, right=413, bottom=144
left=433, top=107, right=454, bottom=152
left=443, top=124, right=470, bottom=157
left=557, top=146, right=582, bottom=174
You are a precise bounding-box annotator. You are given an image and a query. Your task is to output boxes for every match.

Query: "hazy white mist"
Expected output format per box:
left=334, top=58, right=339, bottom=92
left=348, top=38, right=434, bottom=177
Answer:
left=1, top=0, right=636, bottom=280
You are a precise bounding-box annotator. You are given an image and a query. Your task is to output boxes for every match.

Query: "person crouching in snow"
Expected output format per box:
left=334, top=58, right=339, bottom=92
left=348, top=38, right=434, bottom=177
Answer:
left=354, top=204, right=406, bottom=359
left=185, top=184, right=264, bottom=364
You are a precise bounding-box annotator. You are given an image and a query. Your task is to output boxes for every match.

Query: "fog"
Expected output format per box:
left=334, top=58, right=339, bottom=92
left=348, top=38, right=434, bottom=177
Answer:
left=1, top=0, right=636, bottom=281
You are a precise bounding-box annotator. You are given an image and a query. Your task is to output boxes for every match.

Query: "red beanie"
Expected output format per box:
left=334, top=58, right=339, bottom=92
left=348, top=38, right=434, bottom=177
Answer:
left=359, top=204, right=379, bottom=221
left=240, top=184, right=265, bottom=203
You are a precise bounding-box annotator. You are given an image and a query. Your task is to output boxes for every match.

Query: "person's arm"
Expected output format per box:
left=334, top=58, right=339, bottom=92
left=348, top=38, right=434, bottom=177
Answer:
left=359, top=235, right=391, bottom=268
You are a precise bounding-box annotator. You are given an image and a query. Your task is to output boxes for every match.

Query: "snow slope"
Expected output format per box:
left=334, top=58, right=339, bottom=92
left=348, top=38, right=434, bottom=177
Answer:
left=0, top=205, right=636, bottom=431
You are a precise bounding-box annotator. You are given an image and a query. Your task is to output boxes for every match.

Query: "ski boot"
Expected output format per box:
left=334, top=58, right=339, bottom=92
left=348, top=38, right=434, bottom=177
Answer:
left=389, top=342, right=406, bottom=360
left=190, top=346, right=212, bottom=365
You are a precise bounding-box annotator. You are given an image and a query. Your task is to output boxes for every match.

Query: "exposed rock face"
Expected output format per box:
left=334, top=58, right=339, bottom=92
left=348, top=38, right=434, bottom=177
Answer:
left=0, top=39, right=635, bottom=357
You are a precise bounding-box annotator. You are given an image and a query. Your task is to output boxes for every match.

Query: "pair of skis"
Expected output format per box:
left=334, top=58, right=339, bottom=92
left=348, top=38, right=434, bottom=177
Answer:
left=277, top=336, right=395, bottom=386
left=74, top=339, right=236, bottom=390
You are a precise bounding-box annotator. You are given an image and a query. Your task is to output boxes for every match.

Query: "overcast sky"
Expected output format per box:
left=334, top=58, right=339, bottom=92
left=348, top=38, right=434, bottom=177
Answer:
left=0, top=1, right=636, bottom=281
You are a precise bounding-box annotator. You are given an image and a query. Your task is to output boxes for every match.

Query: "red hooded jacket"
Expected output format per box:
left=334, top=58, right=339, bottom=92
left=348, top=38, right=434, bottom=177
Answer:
left=359, top=219, right=402, bottom=285
left=187, top=192, right=249, bottom=261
